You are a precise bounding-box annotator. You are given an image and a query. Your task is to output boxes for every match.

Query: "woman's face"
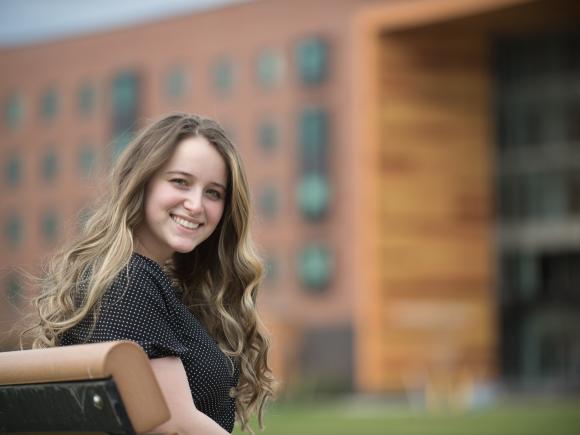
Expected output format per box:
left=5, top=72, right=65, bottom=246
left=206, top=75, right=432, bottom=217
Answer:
left=134, top=135, right=228, bottom=264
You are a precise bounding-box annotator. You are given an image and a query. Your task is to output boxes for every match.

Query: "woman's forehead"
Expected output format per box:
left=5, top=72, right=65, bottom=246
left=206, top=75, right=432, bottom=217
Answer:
left=164, top=136, right=228, bottom=185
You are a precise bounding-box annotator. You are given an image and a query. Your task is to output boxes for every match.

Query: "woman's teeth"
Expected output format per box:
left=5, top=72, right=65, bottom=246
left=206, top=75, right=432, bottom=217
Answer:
left=171, top=215, right=200, bottom=230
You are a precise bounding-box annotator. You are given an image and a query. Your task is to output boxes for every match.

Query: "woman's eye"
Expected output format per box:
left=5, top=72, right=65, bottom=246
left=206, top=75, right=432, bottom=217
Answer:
left=206, top=189, right=222, bottom=200
left=170, top=178, right=188, bottom=187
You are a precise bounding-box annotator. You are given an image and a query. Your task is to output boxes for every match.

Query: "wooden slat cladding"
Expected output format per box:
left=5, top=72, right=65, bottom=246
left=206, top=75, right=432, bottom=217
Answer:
left=375, top=24, right=496, bottom=391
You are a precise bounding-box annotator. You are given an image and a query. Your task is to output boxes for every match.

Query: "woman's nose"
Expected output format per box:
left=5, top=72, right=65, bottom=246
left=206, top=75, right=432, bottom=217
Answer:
left=183, top=191, right=203, bottom=213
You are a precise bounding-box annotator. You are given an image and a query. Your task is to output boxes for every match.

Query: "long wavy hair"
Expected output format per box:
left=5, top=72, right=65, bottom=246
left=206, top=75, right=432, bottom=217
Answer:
left=22, top=113, right=275, bottom=431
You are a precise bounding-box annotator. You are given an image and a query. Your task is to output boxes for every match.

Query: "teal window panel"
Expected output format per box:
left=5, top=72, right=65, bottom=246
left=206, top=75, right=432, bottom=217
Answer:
left=296, top=37, right=328, bottom=86
left=165, top=67, right=187, bottom=101
left=40, top=86, right=58, bottom=121
left=258, top=118, right=278, bottom=153
left=41, top=211, right=58, bottom=243
left=112, top=72, right=139, bottom=116
left=4, top=92, right=24, bottom=129
left=5, top=273, right=22, bottom=307
left=257, top=50, right=283, bottom=89
left=5, top=214, right=22, bottom=248
left=297, top=173, right=330, bottom=221
left=212, top=57, right=234, bottom=95
left=5, top=154, right=22, bottom=187
left=111, top=71, right=139, bottom=159
left=259, top=184, right=279, bottom=218
left=78, top=81, right=96, bottom=116
left=42, top=150, right=58, bottom=182
left=78, top=143, right=96, bottom=177
left=298, top=244, right=332, bottom=292
left=299, top=107, right=328, bottom=173
left=112, top=131, right=134, bottom=158
left=264, top=255, right=279, bottom=285
left=298, top=107, right=330, bottom=220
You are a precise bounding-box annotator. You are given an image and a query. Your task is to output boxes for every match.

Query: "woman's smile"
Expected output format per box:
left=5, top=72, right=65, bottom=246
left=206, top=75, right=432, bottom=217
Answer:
left=170, top=213, right=202, bottom=230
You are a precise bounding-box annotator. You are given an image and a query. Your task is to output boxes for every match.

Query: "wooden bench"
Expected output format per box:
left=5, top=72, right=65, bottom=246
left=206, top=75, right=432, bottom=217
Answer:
left=0, top=341, right=171, bottom=434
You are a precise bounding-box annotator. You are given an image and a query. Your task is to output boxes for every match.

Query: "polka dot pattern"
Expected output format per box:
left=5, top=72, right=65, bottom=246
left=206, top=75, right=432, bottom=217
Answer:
left=60, top=253, right=239, bottom=432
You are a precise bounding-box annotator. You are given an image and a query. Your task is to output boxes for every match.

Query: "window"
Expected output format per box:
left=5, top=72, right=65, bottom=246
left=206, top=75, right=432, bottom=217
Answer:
left=297, top=173, right=330, bottom=220
left=298, top=244, right=332, bottom=292
left=4, top=92, right=23, bottom=129
left=41, top=150, right=58, bottom=183
left=300, top=108, right=328, bottom=172
left=41, top=210, right=58, bottom=243
left=297, top=107, right=330, bottom=220
left=500, top=251, right=539, bottom=305
left=257, top=49, right=284, bottom=89
left=111, top=71, right=140, bottom=158
left=296, top=37, right=328, bottom=86
left=77, top=81, right=96, bottom=117
left=40, top=86, right=58, bottom=122
left=496, top=31, right=580, bottom=386
left=78, top=143, right=96, bottom=178
left=164, top=66, right=187, bottom=101
left=259, top=184, right=279, bottom=219
left=212, top=57, right=234, bottom=95
left=264, top=255, right=279, bottom=285
left=4, top=214, right=22, bottom=247
left=258, top=118, right=278, bottom=153
left=5, top=153, right=21, bottom=187
left=5, top=273, right=22, bottom=307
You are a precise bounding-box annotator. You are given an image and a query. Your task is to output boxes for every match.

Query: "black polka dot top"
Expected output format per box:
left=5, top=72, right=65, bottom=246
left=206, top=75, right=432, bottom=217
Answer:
left=60, top=253, right=239, bottom=432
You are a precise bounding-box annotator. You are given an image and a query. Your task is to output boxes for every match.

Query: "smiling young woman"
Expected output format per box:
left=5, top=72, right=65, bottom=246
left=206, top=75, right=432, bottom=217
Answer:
left=22, top=113, right=276, bottom=434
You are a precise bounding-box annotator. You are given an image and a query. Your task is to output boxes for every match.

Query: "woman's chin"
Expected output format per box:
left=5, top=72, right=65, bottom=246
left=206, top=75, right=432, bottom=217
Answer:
left=172, top=243, right=199, bottom=254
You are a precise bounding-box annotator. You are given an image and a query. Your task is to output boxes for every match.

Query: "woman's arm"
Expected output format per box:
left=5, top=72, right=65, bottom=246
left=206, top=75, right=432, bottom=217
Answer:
left=150, top=356, right=229, bottom=435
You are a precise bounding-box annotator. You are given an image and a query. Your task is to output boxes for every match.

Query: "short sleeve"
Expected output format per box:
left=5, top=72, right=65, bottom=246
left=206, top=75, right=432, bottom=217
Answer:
left=60, top=262, right=187, bottom=359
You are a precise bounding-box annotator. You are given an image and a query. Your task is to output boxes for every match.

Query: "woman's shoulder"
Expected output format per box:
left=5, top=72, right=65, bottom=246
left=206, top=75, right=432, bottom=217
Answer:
left=104, top=253, right=173, bottom=302
left=111, top=253, right=171, bottom=290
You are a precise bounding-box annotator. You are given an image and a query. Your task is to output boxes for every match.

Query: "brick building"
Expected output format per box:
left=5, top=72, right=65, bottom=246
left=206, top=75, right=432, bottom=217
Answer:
left=1, top=0, right=579, bottom=395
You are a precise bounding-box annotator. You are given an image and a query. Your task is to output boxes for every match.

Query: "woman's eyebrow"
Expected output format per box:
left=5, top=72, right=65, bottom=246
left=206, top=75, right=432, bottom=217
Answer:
left=166, top=170, right=192, bottom=177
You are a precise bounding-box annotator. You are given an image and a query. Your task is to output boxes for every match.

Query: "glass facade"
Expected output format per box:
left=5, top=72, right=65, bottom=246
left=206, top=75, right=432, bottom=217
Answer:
left=496, top=30, right=580, bottom=384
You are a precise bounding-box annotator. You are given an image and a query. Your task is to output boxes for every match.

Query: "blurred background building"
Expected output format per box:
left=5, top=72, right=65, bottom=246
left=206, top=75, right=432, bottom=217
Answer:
left=1, top=0, right=579, bottom=402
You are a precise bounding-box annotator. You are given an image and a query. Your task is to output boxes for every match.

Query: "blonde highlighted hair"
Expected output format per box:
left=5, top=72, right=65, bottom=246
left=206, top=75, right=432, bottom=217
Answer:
left=22, top=113, right=275, bottom=431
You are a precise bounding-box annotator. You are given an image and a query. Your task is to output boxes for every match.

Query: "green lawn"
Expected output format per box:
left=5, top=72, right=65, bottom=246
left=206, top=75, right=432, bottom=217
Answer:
left=234, top=399, right=580, bottom=435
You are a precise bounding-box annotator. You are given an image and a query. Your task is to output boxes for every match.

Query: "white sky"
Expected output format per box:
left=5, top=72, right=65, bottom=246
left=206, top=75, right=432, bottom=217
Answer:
left=0, top=0, right=248, bottom=48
